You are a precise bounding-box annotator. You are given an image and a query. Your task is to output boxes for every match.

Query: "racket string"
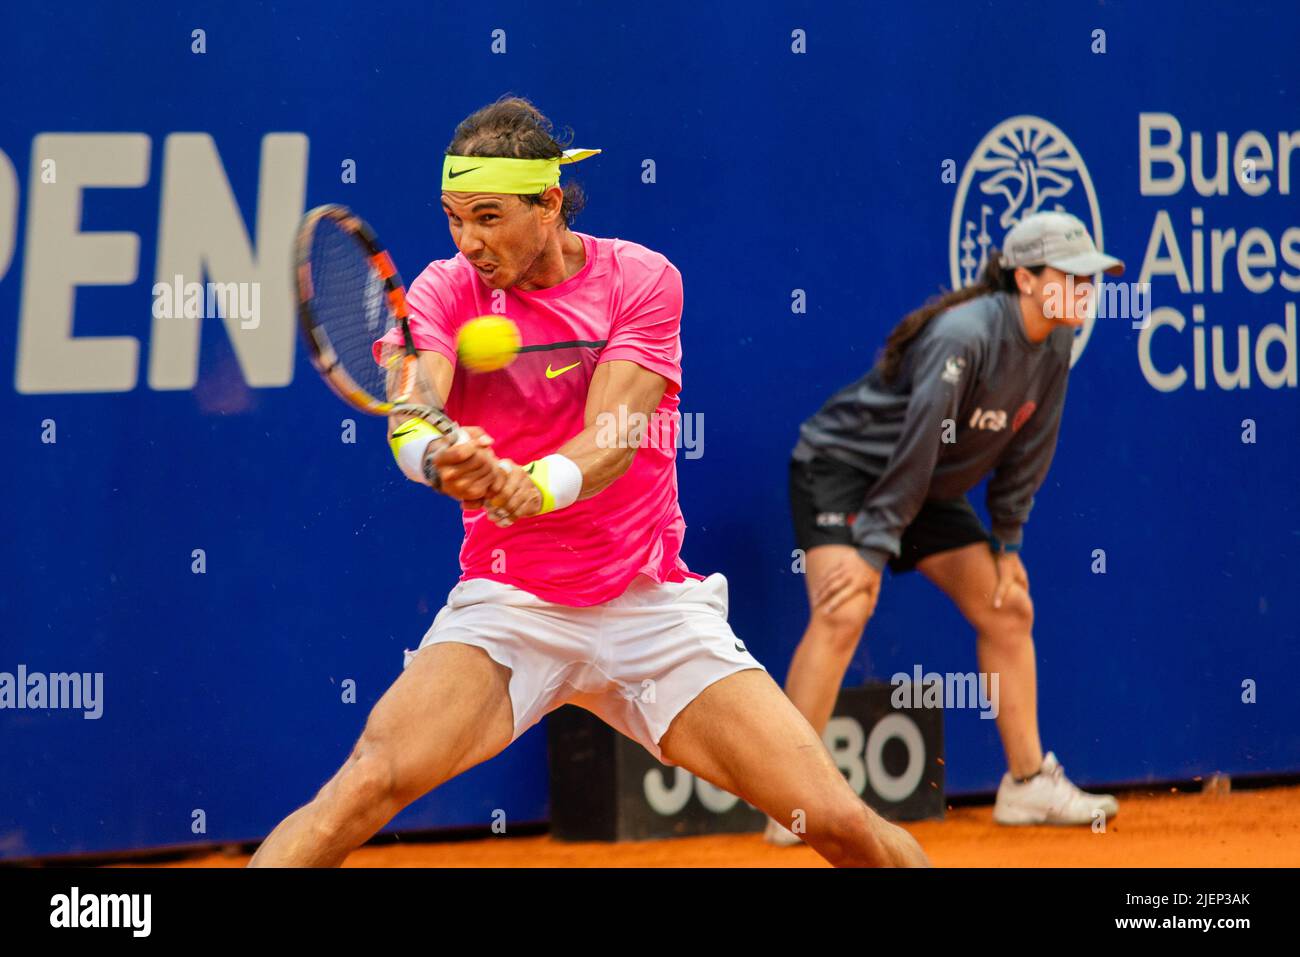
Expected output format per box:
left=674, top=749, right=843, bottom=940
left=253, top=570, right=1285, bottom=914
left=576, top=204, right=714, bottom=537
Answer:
left=309, top=219, right=398, bottom=403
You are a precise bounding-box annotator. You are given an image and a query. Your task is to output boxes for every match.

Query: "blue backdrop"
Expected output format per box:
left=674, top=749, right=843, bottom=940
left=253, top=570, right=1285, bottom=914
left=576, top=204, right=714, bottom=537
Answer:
left=2, top=0, right=1297, bottom=860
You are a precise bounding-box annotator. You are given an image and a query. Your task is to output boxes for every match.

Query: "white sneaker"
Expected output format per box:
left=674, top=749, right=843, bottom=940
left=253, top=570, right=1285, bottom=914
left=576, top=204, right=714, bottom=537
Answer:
left=763, top=817, right=804, bottom=846
left=993, top=751, right=1119, bottom=825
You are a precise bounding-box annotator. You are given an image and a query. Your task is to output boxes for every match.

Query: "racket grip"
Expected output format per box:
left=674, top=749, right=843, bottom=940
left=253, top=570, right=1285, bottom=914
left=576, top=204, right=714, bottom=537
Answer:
left=421, top=446, right=442, bottom=489
left=421, top=427, right=472, bottom=488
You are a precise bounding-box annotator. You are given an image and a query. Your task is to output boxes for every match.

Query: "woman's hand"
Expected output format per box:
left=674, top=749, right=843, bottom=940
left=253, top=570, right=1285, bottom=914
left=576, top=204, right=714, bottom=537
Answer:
left=812, top=549, right=883, bottom=617
left=992, top=551, right=1029, bottom=609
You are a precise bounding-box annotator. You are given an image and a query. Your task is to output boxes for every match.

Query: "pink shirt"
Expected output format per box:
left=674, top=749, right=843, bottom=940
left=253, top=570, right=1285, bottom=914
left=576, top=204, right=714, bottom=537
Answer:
left=377, top=232, right=702, bottom=606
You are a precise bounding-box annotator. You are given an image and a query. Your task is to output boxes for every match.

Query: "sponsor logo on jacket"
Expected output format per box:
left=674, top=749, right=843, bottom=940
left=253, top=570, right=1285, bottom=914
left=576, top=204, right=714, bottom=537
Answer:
left=969, top=407, right=1008, bottom=431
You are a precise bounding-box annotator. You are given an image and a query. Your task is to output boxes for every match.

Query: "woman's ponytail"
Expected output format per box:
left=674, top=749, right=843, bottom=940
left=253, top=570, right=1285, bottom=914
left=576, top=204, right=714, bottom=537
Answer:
left=877, top=249, right=1030, bottom=382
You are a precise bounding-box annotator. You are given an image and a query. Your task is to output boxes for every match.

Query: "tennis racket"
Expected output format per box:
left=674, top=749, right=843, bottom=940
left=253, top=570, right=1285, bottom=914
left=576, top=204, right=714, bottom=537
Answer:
left=294, top=203, right=467, bottom=483
left=295, top=204, right=517, bottom=520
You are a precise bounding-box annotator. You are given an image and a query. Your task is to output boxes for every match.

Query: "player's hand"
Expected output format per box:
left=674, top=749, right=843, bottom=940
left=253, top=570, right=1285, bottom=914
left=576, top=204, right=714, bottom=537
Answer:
left=429, top=427, right=506, bottom=504
left=483, top=460, right=544, bottom=527
left=812, top=549, right=882, bottom=617
left=992, top=551, right=1029, bottom=609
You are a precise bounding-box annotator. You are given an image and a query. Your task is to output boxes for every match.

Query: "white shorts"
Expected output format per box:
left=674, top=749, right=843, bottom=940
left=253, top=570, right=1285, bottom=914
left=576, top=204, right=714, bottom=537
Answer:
left=403, top=572, right=765, bottom=763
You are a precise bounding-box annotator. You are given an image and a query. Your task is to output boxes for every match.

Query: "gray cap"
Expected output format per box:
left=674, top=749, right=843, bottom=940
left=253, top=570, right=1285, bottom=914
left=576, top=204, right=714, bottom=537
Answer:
left=1000, top=211, right=1124, bottom=277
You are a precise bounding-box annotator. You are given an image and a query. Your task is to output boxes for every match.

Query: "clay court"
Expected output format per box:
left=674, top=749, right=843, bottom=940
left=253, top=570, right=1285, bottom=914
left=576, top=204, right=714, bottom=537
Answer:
left=6, top=3, right=1298, bottom=897
left=125, top=783, right=1299, bottom=868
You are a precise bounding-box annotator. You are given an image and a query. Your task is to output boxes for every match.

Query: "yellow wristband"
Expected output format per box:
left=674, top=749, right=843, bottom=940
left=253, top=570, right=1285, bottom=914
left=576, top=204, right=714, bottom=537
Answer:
left=522, top=454, right=582, bottom=514
left=523, top=459, right=558, bottom=514
left=389, top=418, right=439, bottom=485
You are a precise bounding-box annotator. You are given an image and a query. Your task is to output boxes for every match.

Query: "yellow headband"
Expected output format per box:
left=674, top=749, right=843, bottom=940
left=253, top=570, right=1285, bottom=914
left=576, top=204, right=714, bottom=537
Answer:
left=441, top=148, right=601, bottom=194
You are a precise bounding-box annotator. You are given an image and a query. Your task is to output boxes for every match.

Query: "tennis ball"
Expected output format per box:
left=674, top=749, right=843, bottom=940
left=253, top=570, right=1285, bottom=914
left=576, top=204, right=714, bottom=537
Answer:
left=457, top=315, right=521, bottom=373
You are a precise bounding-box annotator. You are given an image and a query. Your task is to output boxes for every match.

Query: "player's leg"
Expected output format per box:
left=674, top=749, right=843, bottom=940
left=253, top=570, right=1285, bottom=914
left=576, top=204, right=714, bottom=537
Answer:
left=249, top=642, right=514, bottom=867
left=581, top=573, right=925, bottom=866
left=588, top=574, right=924, bottom=866
left=658, top=668, right=929, bottom=867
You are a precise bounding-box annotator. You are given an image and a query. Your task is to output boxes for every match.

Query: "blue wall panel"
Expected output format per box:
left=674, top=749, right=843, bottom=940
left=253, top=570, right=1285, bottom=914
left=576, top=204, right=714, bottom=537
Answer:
left=1, top=0, right=1296, bottom=859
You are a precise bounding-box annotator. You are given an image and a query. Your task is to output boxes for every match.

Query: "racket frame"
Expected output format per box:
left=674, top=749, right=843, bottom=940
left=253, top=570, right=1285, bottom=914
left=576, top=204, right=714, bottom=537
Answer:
left=294, top=203, right=462, bottom=441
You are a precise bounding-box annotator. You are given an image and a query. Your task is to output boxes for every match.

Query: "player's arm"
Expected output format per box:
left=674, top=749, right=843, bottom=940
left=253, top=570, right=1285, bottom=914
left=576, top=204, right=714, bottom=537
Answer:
left=568, top=359, right=668, bottom=497
left=387, top=350, right=501, bottom=500
left=484, top=359, right=667, bottom=522
left=386, top=350, right=453, bottom=434
left=477, top=257, right=681, bottom=524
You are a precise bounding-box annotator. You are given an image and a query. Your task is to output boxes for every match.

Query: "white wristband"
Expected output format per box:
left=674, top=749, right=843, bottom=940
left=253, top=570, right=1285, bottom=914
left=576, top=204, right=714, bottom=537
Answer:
left=389, top=419, right=439, bottom=486
left=396, top=436, right=435, bottom=485
left=544, top=454, right=583, bottom=510
left=525, top=453, right=583, bottom=513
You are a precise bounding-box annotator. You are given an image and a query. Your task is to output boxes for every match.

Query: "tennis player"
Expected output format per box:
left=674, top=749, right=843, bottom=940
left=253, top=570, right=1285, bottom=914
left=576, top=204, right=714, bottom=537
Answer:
left=769, top=212, right=1123, bottom=843
left=250, top=97, right=928, bottom=867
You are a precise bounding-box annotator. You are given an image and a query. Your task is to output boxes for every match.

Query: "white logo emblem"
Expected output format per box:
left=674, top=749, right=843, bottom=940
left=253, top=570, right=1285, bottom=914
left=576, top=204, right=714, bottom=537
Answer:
left=949, top=116, right=1107, bottom=366
left=969, top=408, right=1008, bottom=432
left=941, top=355, right=966, bottom=384
left=815, top=511, right=853, bottom=528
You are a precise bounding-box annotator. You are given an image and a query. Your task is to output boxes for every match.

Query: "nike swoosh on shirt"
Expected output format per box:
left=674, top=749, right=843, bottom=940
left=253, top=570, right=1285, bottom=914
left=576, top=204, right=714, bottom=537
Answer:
left=546, top=361, right=582, bottom=379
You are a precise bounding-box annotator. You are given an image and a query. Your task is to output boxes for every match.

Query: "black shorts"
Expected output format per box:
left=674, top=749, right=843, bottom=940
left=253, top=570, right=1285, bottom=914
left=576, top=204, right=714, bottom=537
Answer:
left=789, top=454, right=990, bottom=574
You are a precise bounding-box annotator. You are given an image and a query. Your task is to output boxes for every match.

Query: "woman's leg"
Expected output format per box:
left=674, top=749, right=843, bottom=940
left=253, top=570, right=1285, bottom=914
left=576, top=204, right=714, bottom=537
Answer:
left=915, top=542, right=1042, bottom=776
left=916, top=541, right=1118, bottom=823
left=782, top=544, right=877, bottom=736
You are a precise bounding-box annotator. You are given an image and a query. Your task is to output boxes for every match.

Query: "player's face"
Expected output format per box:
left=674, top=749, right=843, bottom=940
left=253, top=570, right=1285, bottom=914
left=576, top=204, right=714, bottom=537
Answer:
left=1029, top=266, right=1096, bottom=327
left=441, top=191, right=548, bottom=290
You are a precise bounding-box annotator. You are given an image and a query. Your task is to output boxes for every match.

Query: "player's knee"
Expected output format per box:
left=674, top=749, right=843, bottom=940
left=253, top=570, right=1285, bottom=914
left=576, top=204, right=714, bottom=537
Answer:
left=809, top=594, right=872, bottom=653
left=331, top=743, right=402, bottom=821
left=809, top=800, right=890, bottom=867
left=304, top=743, right=405, bottom=852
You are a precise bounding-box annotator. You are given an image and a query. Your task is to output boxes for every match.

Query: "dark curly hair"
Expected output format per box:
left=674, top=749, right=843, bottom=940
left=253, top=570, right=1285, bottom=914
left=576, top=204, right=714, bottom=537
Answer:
left=445, top=95, right=587, bottom=227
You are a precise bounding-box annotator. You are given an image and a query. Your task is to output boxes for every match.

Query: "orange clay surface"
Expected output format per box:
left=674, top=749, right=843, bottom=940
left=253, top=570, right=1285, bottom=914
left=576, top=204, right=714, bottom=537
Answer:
left=127, top=783, right=1300, bottom=868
